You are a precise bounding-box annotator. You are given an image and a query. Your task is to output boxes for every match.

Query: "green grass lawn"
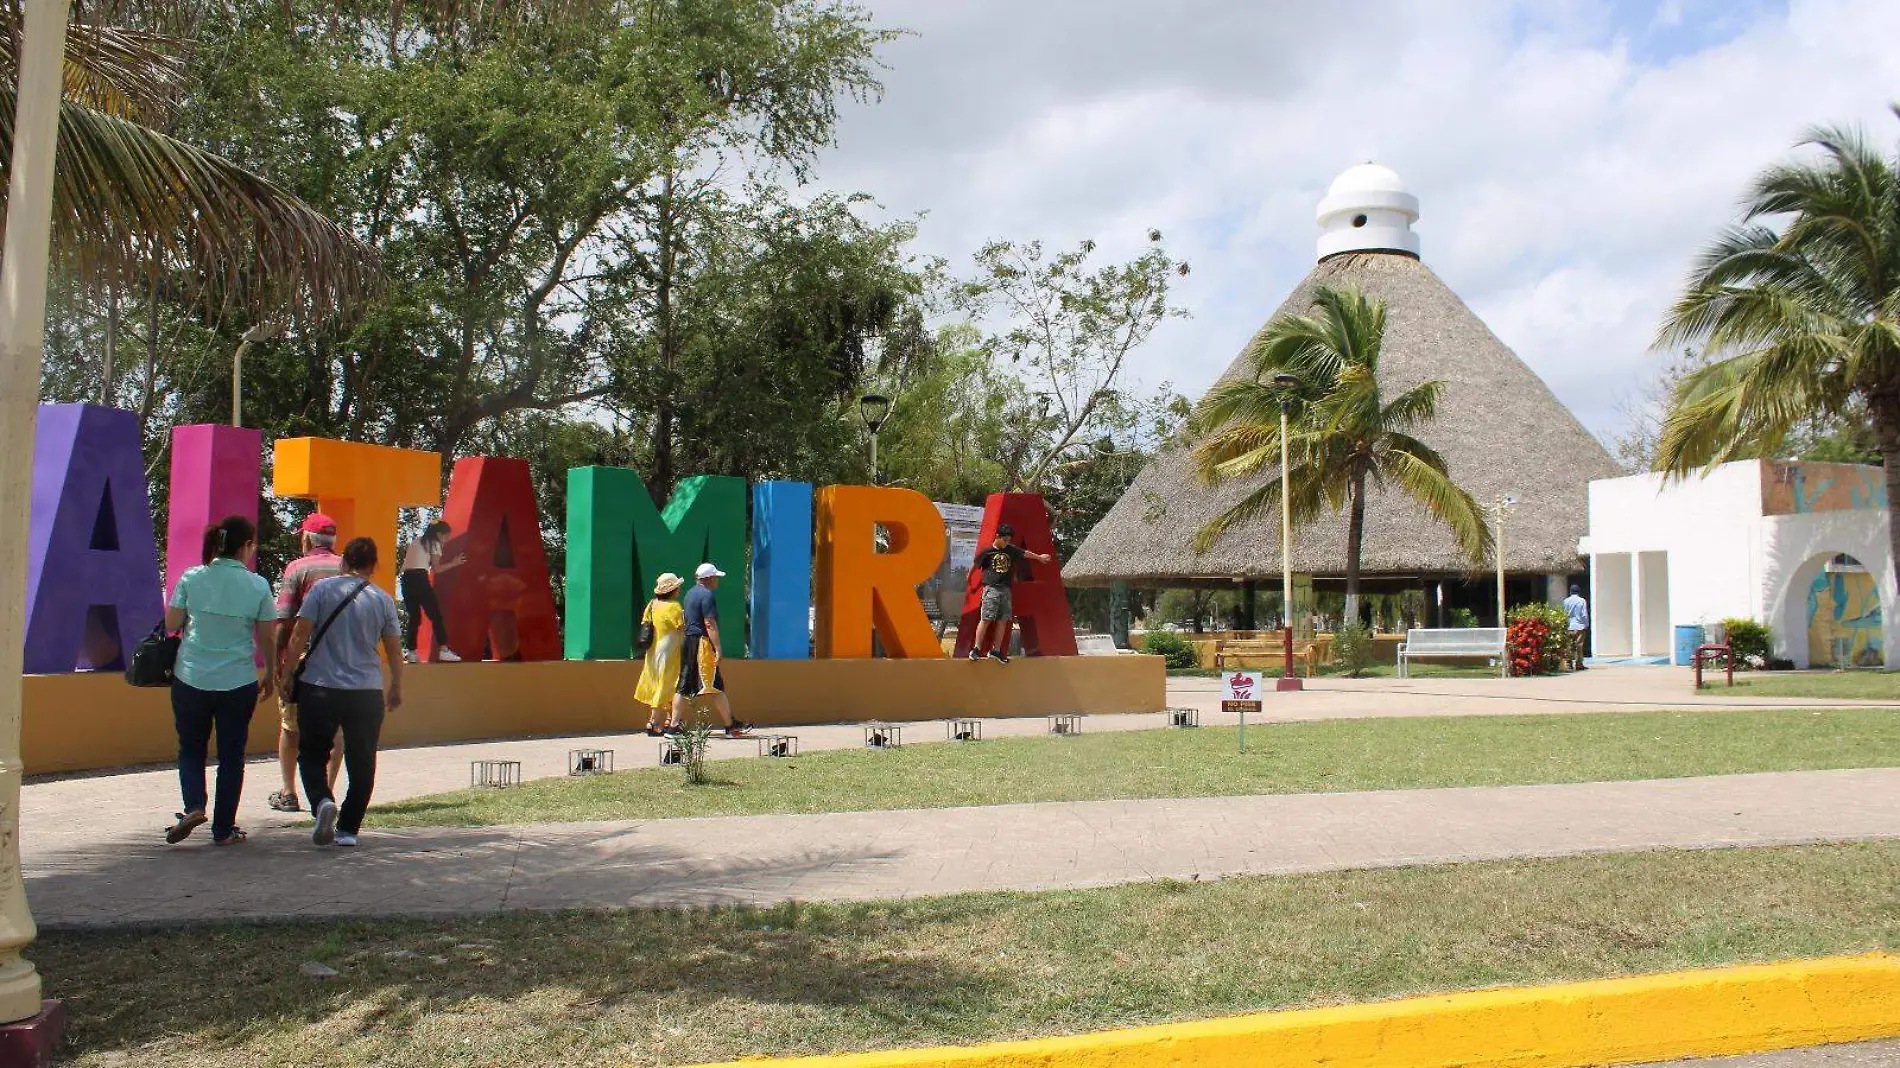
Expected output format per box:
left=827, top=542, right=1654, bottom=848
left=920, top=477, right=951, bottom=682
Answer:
left=377, top=708, right=1900, bottom=827
left=1726, top=672, right=1899, bottom=701
left=38, top=842, right=1900, bottom=1068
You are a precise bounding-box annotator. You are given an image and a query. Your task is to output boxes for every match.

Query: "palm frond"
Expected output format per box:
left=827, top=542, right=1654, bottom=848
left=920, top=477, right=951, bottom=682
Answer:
left=1376, top=445, right=1493, bottom=562
left=0, top=88, right=379, bottom=320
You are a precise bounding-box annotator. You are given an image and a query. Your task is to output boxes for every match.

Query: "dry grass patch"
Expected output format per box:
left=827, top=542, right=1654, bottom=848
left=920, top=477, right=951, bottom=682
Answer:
left=37, top=842, right=1900, bottom=1067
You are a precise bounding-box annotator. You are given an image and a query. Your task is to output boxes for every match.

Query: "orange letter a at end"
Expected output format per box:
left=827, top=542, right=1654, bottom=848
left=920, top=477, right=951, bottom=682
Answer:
left=273, top=437, right=441, bottom=593
left=814, top=486, right=947, bottom=659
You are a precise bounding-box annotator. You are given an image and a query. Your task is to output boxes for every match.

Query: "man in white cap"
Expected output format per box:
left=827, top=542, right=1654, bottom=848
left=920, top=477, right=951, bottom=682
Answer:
left=672, top=562, right=752, bottom=737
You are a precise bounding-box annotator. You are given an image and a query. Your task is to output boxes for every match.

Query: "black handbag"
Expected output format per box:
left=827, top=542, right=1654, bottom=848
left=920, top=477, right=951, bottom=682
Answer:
left=124, top=624, right=181, bottom=688
left=289, top=579, right=372, bottom=704
left=634, top=601, right=656, bottom=655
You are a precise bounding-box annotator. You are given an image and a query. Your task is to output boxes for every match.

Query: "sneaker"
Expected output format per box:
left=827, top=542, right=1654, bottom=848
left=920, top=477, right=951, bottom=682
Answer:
left=725, top=722, right=754, bottom=738
left=438, top=648, right=464, bottom=663
left=643, top=725, right=664, bottom=738
left=662, top=725, right=681, bottom=737
left=335, top=834, right=358, bottom=848
left=966, top=649, right=981, bottom=662
left=988, top=650, right=1010, bottom=665
left=402, top=649, right=418, bottom=664
left=312, top=799, right=338, bottom=846
left=267, top=791, right=301, bottom=813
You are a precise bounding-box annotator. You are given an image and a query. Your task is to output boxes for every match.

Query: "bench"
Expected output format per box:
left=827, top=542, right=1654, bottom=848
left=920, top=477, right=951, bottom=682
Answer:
left=1076, top=633, right=1126, bottom=656
left=1214, top=637, right=1327, bottom=677
left=1396, top=628, right=1507, bottom=678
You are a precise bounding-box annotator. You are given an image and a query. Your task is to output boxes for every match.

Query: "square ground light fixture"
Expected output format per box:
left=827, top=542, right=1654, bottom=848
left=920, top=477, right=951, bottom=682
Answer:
left=1048, top=713, right=1084, bottom=737
left=658, top=743, right=684, bottom=766
left=757, top=734, right=798, bottom=758
left=864, top=723, right=904, bottom=749
left=568, top=749, right=614, bottom=776
left=1167, top=707, right=1200, bottom=729
left=470, top=759, right=522, bottom=789
left=946, top=718, right=982, bottom=742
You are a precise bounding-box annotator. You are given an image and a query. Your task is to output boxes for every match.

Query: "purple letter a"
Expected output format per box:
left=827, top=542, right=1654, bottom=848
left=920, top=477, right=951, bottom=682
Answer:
left=25, top=404, right=164, bottom=674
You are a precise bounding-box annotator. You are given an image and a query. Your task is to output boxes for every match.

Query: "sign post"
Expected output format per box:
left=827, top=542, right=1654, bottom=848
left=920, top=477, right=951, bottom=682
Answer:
left=1222, top=670, right=1263, bottom=752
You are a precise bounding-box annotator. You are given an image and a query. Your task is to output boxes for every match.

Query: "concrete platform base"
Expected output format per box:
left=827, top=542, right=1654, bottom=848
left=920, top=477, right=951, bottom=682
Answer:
left=24, top=654, right=1164, bottom=775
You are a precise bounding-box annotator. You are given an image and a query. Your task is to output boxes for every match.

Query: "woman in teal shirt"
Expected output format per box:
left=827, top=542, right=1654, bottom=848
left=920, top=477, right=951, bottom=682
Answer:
left=164, top=515, right=277, bottom=845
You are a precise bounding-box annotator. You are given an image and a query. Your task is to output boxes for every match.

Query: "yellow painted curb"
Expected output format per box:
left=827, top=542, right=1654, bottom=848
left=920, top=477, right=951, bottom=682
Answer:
left=693, top=954, right=1900, bottom=1068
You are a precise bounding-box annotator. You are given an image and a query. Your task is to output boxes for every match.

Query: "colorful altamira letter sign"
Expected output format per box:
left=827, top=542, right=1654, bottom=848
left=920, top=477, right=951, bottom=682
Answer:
left=750, top=481, right=813, bottom=660
left=166, top=424, right=262, bottom=597
left=813, top=485, right=946, bottom=659
left=424, top=457, right=561, bottom=662
left=25, top=404, right=165, bottom=673
left=565, top=468, right=748, bottom=659
left=953, top=493, right=1077, bottom=658
left=272, top=437, right=441, bottom=593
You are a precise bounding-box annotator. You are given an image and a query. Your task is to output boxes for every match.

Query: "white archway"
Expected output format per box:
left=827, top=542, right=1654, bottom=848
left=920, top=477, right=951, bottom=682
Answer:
left=1763, top=512, right=1896, bottom=669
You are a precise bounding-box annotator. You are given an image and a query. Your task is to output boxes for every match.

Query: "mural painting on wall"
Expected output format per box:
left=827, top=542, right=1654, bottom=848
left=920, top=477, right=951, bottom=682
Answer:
left=1763, top=461, right=1890, bottom=516
left=1808, top=556, right=1884, bottom=669
left=21, top=403, right=1075, bottom=675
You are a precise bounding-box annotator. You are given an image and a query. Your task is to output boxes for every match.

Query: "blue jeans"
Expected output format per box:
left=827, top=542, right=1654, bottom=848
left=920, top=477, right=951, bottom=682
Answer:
left=172, top=680, right=258, bottom=841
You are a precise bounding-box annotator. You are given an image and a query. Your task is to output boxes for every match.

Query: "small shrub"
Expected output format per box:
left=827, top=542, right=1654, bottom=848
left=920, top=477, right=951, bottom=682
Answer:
left=1507, top=603, right=1570, bottom=676
left=1764, top=657, right=1796, bottom=672
left=1719, top=617, right=1772, bottom=668
left=1141, top=630, right=1199, bottom=670
left=1447, top=607, right=1479, bottom=629
left=1333, top=623, right=1374, bottom=678
left=668, top=718, right=715, bottom=785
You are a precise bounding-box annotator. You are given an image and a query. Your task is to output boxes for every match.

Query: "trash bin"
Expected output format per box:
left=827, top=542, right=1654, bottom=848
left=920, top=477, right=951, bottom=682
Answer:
left=1673, top=624, right=1705, bottom=666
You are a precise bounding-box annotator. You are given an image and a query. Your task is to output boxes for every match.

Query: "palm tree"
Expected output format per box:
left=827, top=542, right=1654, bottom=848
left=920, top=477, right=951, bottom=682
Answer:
left=1656, top=116, right=1900, bottom=604
left=0, top=5, right=379, bottom=316
left=1191, top=284, right=1492, bottom=624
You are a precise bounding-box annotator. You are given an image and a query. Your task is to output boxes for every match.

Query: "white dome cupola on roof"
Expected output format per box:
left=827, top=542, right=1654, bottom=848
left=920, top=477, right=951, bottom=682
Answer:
left=1316, top=161, right=1420, bottom=262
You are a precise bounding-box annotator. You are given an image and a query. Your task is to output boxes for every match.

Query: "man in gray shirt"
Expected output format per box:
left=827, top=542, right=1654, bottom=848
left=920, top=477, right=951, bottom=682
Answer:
left=278, top=537, right=405, bottom=847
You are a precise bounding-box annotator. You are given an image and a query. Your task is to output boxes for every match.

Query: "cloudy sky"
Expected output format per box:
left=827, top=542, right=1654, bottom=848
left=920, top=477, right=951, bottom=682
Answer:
left=806, top=0, right=1900, bottom=447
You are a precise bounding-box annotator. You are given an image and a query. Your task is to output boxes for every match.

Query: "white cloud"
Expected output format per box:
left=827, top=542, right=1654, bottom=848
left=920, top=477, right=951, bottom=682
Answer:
left=810, top=0, right=1900, bottom=442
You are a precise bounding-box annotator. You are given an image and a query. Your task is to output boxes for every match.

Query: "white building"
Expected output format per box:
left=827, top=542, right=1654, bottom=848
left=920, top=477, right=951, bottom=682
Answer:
left=1580, top=459, right=1892, bottom=668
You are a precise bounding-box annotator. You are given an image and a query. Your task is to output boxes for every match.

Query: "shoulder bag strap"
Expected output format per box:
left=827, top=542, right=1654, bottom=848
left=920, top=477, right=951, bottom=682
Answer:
left=295, top=579, right=373, bottom=681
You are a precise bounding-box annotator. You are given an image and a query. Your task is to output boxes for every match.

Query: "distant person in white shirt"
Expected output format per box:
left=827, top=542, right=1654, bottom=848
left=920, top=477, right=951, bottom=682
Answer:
left=1562, top=585, right=1590, bottom=671
left=399, top=520, right=465, bottom=663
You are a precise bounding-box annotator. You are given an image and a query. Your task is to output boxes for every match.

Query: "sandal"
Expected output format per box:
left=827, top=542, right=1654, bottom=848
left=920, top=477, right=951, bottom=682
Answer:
left=165, top=810, right=206, bottom=845
left=268, top=791, right=301, bottom=813
left=214, top=827, right=248, bottom=846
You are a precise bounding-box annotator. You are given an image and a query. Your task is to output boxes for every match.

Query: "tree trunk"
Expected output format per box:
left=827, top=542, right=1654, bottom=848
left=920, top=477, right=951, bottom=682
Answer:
left=647, top=172, right=680, bottom=496
left=1343, top=464, right=1367, bottom=628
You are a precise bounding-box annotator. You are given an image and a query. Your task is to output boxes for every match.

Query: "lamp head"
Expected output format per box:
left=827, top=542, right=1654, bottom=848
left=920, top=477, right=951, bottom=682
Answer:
left=859, top=393, right=891, bottom=433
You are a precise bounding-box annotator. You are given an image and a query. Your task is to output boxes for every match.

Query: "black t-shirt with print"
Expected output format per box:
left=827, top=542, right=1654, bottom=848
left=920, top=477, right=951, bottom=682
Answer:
left=974, top=544, right=1027, bottom=588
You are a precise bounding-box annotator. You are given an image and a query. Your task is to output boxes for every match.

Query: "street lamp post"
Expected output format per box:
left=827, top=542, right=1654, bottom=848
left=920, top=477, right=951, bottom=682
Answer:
left=859, top=393, right=891, bottom=485
left=1272, top=373, right=1302, bottom=693
left=1491, top=495, right=1517, bottom=678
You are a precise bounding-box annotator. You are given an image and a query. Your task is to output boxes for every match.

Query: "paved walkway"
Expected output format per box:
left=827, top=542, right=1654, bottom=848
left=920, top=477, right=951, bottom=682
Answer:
left=1641, top=1042, right=1900, bottom=1065
left=24, top=666, right=1895, bottom=865
left=26, top=768, right=1900, bottom=928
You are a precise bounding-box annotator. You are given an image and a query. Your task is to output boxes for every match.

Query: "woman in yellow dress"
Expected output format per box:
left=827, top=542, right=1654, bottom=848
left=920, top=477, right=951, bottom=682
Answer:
left=634, top=573, right=687, bottom=735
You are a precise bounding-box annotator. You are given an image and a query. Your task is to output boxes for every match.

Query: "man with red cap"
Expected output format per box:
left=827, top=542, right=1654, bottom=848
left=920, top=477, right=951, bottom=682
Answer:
left=268, top=513, right=345, bottom=812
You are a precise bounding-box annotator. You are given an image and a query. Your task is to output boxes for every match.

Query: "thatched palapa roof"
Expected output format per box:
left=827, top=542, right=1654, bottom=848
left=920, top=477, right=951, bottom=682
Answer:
left=1065, top=251, right=1622, bottom=587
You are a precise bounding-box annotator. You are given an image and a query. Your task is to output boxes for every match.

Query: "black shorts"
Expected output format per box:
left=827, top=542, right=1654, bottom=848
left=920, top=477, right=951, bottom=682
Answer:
left=676, top=633, right=723, bottom=697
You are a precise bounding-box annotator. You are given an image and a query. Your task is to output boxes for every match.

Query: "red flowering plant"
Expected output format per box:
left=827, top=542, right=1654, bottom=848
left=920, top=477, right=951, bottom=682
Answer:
left=1506, top=604, right=1570, bottom=676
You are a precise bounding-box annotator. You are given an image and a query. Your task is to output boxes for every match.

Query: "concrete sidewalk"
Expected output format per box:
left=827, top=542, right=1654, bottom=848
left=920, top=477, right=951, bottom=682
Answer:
left=25, top=665, right=1893, bottom=866
left=1641, top=1042, right=1900, bottom=1065
left=27, top=768, right=1900, bottom=928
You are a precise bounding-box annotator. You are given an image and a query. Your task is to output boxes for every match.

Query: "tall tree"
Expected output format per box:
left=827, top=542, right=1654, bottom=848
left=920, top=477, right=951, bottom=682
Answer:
left=956, top=230, right=1188, bottom=492
left=1656, top=116, right=1900, bottom=598
left=1191, top=284, right=1491, bottom=622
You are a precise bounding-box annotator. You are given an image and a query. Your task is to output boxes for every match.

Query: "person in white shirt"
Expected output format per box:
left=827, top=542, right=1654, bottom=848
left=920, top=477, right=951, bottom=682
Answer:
left=399, top=520, right=465, bottom=663
left=1562, top=585, right=1590, bottom=671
